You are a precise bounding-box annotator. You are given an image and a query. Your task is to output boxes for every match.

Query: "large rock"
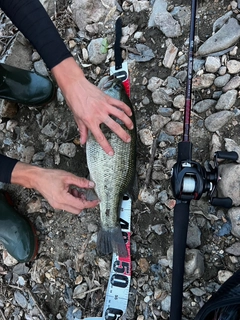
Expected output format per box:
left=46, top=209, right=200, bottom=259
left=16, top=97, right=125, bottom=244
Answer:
left=196, top=18, right=240, bottom=56
left=218, top=163, right=240, bottom=206
left=71, top=0, right=120, bottom=36
left=4, top=32, right=32, bottom=70
left=39, top=0, right=56, bottom=16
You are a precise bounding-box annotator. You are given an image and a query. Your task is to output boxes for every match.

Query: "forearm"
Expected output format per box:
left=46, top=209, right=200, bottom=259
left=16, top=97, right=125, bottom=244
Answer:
left=11, top=161, right=43, bottom=189
left=0, top=0, right=72, bottom=69
left=51, top=57, right=87, bottom=96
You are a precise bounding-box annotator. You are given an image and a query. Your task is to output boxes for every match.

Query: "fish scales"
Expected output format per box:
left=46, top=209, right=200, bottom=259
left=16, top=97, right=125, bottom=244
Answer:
left=86, top=76, right=136, bottom=257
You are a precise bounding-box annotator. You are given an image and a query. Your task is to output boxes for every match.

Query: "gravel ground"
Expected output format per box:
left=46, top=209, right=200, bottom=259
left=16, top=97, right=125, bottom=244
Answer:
left=1, top=0, right=240, bottom=319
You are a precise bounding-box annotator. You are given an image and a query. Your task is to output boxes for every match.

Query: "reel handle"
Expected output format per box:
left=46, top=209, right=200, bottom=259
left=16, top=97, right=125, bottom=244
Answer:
left=211, top=197, right=233, bottom=208
left=215, top=151, right=238, bottom=161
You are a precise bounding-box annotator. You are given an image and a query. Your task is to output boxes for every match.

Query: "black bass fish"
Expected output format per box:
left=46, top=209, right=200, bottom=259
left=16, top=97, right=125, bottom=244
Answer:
left=86, top=76, right=136, bottom=257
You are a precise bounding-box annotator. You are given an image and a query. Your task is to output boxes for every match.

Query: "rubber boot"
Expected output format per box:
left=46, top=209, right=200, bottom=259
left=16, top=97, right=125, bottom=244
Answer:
left=0, top=63, right=55, bottom=106
left=0, top=192, right=38, bottom=262
left=194, top=270, right=240, bottom=319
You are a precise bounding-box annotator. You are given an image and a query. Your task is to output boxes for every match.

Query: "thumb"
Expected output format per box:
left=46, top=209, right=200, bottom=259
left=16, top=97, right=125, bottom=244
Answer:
left=65, top=175, right=95, bottom=189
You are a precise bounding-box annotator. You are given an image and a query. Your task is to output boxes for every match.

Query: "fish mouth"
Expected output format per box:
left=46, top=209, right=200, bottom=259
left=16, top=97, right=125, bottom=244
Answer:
left=98, top=75, right=115, bottom=91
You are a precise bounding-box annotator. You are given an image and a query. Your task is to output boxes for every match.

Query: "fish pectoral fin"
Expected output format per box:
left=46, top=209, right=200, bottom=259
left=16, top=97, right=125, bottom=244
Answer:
left=85, top=188, right=99, bottom=201
left=97, top=227, right=127, bottom=257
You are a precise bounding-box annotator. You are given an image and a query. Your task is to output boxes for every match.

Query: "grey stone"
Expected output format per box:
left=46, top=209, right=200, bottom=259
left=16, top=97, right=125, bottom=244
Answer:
left=192, top=73, right=215, bottom=89
left=205, top=56, right=221, bottom=73
left=88, top=38, right=108, bottom=65
left=171, top=6, right=191, bottom=27
left=184, top=249, right=205, bottom=280
left=152, top=88, right=172, bottom=105
left=187, top=224, right=202, bottom=248
left=214, top=74, right=231, bottom=88
left=155, top=12, right=182, bottom=37
left=148, top=0, right=168, bottom=28
left=34, top=60, right=49, bottom=76
left=173, top=94, right=185, bottom=109
left=4, top=32, right=32, bottom=70
left=157, top=107, right=173, bottom=117
left=222, top=75, right=240, bottom=92
left=225, top=242, right=240, bottom=256
left=193, top=59, right=205, bottom=72
left=224, top=138, right=240, bottom=163
left=166, top=76, right=180, bottom=90
left=190, top=287, right=206, bottom=296
left=215, top=90, right=237, bottom=110
left=147, top=77, right=164, bottom=92
left=193, top=99, right=216, bottom=113
left=151, top=114, right=170, bottom=134
left=158, top=131, right=175, bottom=143
left=14, top=291, right=28, bottom=309
left=59, top=143, right=76, bottom=158
left=213, top=11, right=233, bottom=33
left=204, top=111, right=235, bottom=132
left=39, top=0, right=56, bottom=16
left=41, top=121, right=58, bottom=137
left=218, top=164, right=240, bottom=206
left=71, top=0, right=119, bottom=37
left=197, top=18, right=240, bottom=56
left=165, top=121, right=183, bottom=136
left=229, top=208, right=240, bottom=238
left=226, top=59, right=240, bottom=74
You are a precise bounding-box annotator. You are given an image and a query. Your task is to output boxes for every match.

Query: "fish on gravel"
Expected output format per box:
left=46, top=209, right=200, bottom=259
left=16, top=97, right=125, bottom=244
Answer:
left=86, top=75, right=136, bottom=257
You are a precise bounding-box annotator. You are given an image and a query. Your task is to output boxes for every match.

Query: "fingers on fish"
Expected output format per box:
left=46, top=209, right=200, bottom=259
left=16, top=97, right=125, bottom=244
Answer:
left=97, top=226, right=128, bottom=257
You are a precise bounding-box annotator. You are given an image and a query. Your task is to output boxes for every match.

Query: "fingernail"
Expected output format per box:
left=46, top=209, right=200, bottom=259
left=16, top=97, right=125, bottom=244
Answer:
left=89, top=181, right=95, bottom=187
left=126, top=137, right=131, bottom=143
left=108, top=151, right=114, bottom=156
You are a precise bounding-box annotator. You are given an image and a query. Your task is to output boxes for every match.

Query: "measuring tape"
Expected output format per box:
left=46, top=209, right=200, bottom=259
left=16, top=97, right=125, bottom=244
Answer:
left=84, top=195, right=132, bottom=320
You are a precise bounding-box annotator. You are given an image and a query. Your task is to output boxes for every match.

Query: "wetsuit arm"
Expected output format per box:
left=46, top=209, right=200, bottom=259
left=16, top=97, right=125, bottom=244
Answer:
left=0, top=154, right=18, bottom=183
left=0, top=0, right=72, bottom=69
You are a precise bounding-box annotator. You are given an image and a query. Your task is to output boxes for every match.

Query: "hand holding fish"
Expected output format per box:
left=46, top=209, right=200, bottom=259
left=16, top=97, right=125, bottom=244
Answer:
left=11, top=162, right=99, bottom=214
left=52, top=57, right=134, bottom=155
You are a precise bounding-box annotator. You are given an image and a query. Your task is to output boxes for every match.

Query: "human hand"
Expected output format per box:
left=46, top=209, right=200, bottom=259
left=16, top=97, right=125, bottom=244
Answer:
left=11, top=162, right=99, bottom=214
left=51, top=57, right=134, bottom=155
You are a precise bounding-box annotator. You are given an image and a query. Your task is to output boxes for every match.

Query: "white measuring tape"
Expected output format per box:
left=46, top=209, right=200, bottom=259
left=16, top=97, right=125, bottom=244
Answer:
left=84, top=58, right=132, bottom=320
left=84, top=195, right=132, bottom=320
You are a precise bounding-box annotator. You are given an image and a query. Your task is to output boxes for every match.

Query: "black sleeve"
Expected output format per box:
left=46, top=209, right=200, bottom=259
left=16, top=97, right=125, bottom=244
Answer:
left=0, top=154, right=18, bottom=183
left=0, top=0, right=72, bottom=70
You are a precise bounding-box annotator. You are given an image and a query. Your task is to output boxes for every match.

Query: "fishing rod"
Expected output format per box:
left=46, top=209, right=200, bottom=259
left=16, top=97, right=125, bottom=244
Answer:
left=169, top=0, right=238, bottom=319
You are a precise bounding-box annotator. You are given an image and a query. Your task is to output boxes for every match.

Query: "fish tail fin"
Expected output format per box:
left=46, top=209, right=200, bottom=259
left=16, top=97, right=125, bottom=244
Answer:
left=97, top=227, right=128, bottom=257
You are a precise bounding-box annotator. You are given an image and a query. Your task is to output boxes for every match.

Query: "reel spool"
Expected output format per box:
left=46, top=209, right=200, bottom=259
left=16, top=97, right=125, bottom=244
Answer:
left=171, top=150, right=238, bottom=208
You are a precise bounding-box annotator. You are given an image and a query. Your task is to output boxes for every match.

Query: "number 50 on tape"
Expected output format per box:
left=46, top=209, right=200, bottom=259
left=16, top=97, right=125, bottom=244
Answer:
left=84, top=195, right=132, bottom=320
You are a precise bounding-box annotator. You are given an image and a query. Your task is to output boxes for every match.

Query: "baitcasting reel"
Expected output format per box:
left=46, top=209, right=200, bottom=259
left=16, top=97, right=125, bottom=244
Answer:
left=171, top=149, right=239, bottom=208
